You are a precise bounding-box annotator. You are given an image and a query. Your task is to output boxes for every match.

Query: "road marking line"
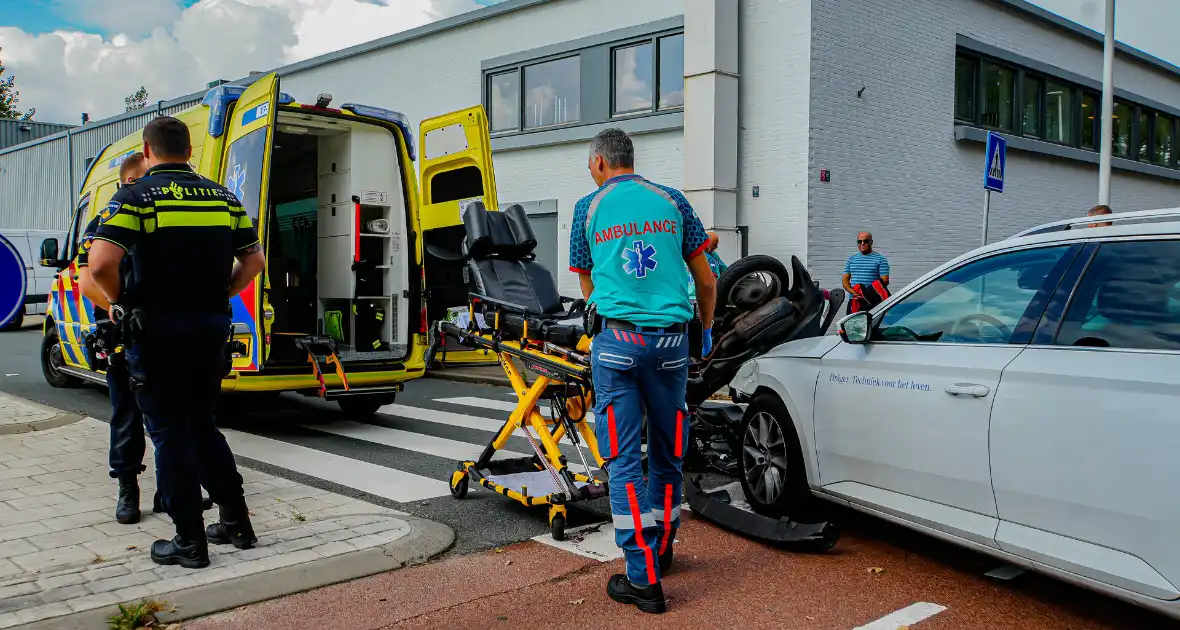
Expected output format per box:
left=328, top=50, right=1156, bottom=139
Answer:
left=532, top=522, right=622, bottom=562
left=380, top=403, right=507, bottom=433
left=222, top=429, right=449, bottom=503
left=439, top=396, right=596, bottom=423
left=854, top=602, right=948, bottom=629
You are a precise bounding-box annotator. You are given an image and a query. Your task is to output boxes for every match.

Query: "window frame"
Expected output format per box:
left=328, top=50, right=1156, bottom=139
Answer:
left=483, top=23, right=685, bottom=139
left=954, top=47, right=1180, bottom=170
left=487, top=69, right=522, bottom=133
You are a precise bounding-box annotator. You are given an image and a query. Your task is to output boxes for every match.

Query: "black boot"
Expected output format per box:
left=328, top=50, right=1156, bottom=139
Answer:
left=205, top=500, right=257, bottom=549
left=151, top=523, right=210, bottom=569
left=115, top=478, right=141, bottom=525
left=606, top=574, right=666, bottom=614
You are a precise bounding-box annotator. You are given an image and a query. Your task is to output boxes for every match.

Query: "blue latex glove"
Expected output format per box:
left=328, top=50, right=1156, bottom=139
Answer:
left=701, top=327, right=713, bottom=358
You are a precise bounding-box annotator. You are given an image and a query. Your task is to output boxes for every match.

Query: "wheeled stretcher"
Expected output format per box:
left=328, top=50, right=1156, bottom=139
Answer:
left=432, top=201, right=605, bottom=540
left=432, top=201, right=844, bottom=547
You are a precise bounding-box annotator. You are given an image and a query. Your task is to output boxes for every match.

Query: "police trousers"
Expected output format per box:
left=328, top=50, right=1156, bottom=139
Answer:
left=591, top=326, right=690, bottom=586
left=125, top=313, right=244, bottom=535
left=106, top=360, right=146, bottom=480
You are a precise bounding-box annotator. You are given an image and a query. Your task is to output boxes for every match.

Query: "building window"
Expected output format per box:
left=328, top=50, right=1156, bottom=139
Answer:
left=524, top=56, right=581, bottom=129
left=658, top=34, right=685, bottom=110
left=1081, top=92, right=1098, bottom=150
left=614, top=43, right=654, bottom=115
left=1154, top=114, right=1174, bottom=166
left=954, top=55, right=976, bottom=121
left=484, top=23, right=684, bottom=138
left=1113, top=101, right=1133, bottom=158
left=1044, top=81, right=1074, bottom=145
left=489, top=71, right=520, bottom=132
left=1021, top=74, right=1042, bottom=137
left=1137, top=109, right=1150, bottom=161
left=980, top=62, right=1015, bottom=131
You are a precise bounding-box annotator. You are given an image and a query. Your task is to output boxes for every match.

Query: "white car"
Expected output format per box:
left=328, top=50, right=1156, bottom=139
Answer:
left=730, top=208, right=1180, bottom=618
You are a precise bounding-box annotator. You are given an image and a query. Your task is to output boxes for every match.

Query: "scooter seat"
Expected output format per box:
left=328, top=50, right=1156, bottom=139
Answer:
left=502, top=314, right=586, bottom=348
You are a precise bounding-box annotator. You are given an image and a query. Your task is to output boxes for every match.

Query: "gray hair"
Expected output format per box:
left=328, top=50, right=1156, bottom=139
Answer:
left=589, top=128, right=635, bottom=168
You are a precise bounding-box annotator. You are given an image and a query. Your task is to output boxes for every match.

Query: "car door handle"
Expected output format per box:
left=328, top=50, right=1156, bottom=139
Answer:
left=945, top=383, right=990, bottom=397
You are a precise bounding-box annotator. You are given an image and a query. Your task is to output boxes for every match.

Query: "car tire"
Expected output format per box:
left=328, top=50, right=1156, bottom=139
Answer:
left=337, top=396, right=385, bottom=418
left=738, top=392, right=818, bottom=521
left=41, top=325, right=80, bottom=389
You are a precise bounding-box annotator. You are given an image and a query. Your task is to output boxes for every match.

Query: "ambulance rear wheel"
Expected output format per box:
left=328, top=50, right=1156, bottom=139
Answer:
left=337, top=396, right=384, bottom=418
left=41, top=327, right=79, bottom=389
left=550, top=514, right=567, bottom=541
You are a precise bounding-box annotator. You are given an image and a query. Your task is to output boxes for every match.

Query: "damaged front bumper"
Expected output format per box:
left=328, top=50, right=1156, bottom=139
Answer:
left=685, top=477, right=839, bottom=552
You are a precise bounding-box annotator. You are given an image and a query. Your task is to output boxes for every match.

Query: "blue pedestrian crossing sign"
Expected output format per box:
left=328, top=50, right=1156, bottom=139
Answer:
left=984, top=132, right=1006, bottom=193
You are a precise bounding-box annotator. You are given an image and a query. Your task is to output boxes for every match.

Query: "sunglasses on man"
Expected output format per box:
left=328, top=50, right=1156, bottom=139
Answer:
left=857, top=239, right=872, bottom=244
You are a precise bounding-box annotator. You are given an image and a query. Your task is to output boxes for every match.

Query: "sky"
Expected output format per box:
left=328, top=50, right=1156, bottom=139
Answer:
left=0, top=0, right=1177, bottom=125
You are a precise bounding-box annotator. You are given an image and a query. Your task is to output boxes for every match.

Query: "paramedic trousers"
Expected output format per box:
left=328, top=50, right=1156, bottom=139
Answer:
left=106, top=359, right=146, bottom=480
left=125, top=312, right=246, bottom=538
left=591, top=325, right=690, bottom=587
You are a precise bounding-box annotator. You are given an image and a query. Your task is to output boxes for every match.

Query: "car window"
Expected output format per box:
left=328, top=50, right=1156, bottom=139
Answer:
left=67, top=193, right=92, bottom=258
left=1055, top=240, right=1180, bottom=351
left=874, top=246, right=1069, bottom=344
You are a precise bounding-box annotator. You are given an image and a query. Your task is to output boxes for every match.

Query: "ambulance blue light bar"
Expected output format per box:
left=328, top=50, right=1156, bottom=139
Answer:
left=203, top=85, right=295, bottom=138
left=340, top=103, right=417, bottom=161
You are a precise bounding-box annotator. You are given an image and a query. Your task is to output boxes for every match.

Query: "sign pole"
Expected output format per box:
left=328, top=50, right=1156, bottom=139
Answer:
left=982, top=189, right=991, bottom=246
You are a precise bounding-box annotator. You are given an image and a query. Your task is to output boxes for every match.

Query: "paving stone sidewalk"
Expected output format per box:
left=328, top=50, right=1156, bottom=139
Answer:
left=0, top=393, right=453, bottom=629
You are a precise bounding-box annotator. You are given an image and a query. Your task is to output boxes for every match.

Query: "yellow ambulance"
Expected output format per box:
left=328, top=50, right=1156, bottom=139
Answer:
left=38, top=73, right=499, bottom=416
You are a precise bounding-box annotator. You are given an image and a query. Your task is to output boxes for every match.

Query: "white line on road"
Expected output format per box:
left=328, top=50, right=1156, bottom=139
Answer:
left=379, top=403, right=507, bottom=433
left=532, top=522, right=622, bottom=562
left=222, top=429, right=449, bottom=503
left=309, top=420, right=526, bottom=463
left=854, top=602, right=948, bottom=629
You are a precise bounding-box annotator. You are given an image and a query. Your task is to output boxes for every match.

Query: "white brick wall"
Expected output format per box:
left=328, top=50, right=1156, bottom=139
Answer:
left=737, top=0, right=813, bottom=265
left=494, top=130, right=685, bottom=295
left=805, top=0, right=1180, bottom=288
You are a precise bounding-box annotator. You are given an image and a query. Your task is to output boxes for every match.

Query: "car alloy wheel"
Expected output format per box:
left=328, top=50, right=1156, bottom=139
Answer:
left=742, top=411, right=790, bottom=505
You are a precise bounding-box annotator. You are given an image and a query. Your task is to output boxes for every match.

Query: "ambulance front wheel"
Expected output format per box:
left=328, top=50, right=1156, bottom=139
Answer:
left=550, top=514, right=566, bottom=541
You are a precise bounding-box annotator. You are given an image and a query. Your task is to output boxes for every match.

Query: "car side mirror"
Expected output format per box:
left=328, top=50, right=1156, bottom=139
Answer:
left=838, top=311, right=872, bottom=344
left=38, top=238, right=65, bottom=268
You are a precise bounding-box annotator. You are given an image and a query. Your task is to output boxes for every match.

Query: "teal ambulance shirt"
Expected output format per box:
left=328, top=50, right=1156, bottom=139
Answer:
left=570, top=174, right=709, bottom=328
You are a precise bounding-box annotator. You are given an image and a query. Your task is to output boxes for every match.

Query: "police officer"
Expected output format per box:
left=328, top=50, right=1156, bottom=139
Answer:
left=78, top=153, right=215, bottom=525
left=87, top=117, right=266, bottom=568
left=569, top=128, right=717, bottom=613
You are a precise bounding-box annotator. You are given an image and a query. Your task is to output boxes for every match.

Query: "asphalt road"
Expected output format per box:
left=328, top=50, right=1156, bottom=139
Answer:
left=2, top=319, right=1174, bottom=627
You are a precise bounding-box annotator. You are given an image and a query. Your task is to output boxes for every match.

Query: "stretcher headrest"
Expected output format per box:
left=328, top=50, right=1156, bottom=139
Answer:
left=463, top=202, right=537, bottom=261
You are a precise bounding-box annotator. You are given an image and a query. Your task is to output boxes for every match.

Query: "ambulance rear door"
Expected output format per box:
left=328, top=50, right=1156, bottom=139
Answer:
left=219, top=72, right=280, bottom=372
left=418, top=106, right=499, bottom=365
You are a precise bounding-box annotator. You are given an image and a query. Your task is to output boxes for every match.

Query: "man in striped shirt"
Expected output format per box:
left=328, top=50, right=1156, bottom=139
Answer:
left=843, top=231, right=890, bottom=313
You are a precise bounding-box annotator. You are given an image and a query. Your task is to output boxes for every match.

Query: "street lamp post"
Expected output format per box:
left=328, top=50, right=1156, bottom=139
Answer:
left=1098, top=0, right=1116, bottom=206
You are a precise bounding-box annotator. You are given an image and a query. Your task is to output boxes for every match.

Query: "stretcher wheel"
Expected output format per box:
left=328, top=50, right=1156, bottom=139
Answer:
left=449, top=470, right=469, bottom=499
left=550, top=514, right=566, bottom=541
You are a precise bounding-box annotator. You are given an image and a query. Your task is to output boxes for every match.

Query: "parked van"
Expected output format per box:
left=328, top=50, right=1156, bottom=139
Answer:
left=37, top=73, right=499, bottom=415
left=0, top=228, right=66, bottom=330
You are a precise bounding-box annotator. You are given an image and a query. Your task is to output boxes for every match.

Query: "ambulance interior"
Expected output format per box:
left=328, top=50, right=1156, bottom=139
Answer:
left=261, top=111, right=411, bottom=367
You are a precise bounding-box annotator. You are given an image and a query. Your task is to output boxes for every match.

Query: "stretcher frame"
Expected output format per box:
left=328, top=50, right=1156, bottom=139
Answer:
left=440, top=305, right=608, bottom=540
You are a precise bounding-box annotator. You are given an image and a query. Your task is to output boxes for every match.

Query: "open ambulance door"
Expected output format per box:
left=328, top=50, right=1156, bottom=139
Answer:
left=418, top=106, right=500, bottom=366
left=219, top=72, right=280, bottom=373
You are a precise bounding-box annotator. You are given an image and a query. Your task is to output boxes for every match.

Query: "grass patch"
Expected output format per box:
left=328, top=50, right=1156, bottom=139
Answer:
left=107, top=599, right=173, bottom=630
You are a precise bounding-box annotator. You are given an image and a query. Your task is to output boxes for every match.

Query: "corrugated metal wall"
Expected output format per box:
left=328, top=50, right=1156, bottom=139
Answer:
left=0, top=121, right=75, bottom=151
left=0, top=136, right=72, bottom=230
left=0, top=96, right=202, bottom=231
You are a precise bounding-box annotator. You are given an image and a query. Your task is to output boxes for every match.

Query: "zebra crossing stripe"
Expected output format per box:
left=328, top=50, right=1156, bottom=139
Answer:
left=438, top=397, right=596, bottom=423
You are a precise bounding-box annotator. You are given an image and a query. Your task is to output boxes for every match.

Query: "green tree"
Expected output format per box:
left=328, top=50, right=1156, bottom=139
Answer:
left=0, top=47, right=35, bottom=121
left=124, top=86, right=149, bottom=112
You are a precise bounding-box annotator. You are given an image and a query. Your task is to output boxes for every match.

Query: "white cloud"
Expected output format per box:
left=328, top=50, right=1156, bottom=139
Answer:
left=56, top=0, right=186, bottom=39
left=0, top=0, right=486, bottom=124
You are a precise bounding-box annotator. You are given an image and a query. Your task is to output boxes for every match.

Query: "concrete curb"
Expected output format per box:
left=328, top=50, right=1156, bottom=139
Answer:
left=0, top=412, right=83, bottom=435
left=15, top=516, right=456, bottom=630
left=424, top=369, right=510, bottom=388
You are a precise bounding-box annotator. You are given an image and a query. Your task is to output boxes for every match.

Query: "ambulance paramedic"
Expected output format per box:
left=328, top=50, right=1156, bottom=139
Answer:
left=88, top=117, right=266, bottom=569
left=570, top=128, right=717, bottom=613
